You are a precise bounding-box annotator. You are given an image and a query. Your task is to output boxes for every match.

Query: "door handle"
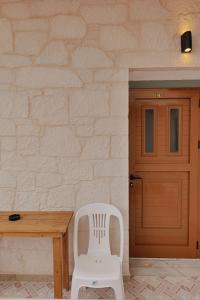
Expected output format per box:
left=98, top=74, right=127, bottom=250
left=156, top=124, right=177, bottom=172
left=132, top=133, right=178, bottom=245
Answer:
left=130, top=182, right=134, bottom=187
left=129, top=174, right=142, bottom=180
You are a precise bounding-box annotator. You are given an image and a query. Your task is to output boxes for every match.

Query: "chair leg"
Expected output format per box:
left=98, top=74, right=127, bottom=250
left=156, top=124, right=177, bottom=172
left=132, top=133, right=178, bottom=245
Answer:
left=71, top=277, right=80, bottom=300
left=112, top=278, right=125, bottom=300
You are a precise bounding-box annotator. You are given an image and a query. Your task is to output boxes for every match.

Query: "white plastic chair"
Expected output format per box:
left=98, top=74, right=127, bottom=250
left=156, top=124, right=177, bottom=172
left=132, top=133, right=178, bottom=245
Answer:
left=71, top=203, right=125, bottom=300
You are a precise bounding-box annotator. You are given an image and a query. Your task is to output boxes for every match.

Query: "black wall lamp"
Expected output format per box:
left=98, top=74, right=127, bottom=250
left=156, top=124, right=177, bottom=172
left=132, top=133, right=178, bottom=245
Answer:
left=181, top=31, right=192, bottom=53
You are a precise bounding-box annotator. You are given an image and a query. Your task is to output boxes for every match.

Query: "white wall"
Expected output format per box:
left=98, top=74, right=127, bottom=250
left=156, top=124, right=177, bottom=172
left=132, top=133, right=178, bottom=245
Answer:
left=130, top=68, right=200, bottom=81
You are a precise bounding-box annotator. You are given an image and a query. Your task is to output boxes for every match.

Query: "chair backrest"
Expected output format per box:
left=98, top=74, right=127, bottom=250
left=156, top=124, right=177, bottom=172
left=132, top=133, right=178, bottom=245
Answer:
left=73, top=203, right=124, bottom=263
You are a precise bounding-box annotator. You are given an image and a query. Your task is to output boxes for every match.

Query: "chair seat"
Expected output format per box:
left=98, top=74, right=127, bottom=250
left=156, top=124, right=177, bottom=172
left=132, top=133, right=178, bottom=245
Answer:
left=73, top=254, right=121, bottom=281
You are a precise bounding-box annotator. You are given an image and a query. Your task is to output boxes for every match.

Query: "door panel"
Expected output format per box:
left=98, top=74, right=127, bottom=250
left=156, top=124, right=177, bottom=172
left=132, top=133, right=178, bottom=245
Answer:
left=129, top=89, right=199, bottom=258
left=135, top=98, right=190, bottom=163
left=135, top=172, right=188, bottom=241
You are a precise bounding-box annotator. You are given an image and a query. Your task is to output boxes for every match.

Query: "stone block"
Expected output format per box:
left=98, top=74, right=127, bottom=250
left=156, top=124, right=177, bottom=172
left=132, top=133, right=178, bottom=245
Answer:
left=17, top=122, right=41, bottom=136
left=94, top=159, right=128, bottom=177
left=130, top=0, right=170, bottom=20
left=141, top=22, right=174, bottom=50
left=14, top=192, right=45, bottom=210
left=30, top=0, right=80, bottom=17
left=0, top=119, right=15, bottom=136
left=117, top=52, right=180, bottom=68
left=0, top=69, right=13, bottom=84
left=13, top=18, right=49, bottom=31
left=15, top=32, right=48, bottom=55
left=36, top=173, right=62, bottom=189
left=50, top=15, right=86, bottom=39
left=47, top=185, right=75, bottom=209
left=3, top=238, right=51, bottom=251
left=159, top=0, right=200, bottom=15
left=0, top=189, right=14, bottom=210
left=94, top=69, right=128, bottom=82
left=95, top=118, right=128, bottom=135
left=16, top=67, right=82, bottom=88
left=17, top=136, right=39, bottom=155
left=1, top=137, right=16, bottom=151
left=77, top=230, right=89, bottom=254
left=80, top=0, right=115, bottom=4
left=12, top=93, right=29, bottom=118
left=17, top=172, right=35, bottom=192
left=1, top=152, right=26, bottom=171
left=0, top=91, right=28, bottom=118
left=0, top=171, right=16, bottom=188
left=40, top=127, right=81, bottom=157
left=111, top=136, right=128, bottom=158
left=31, top=0, right=67, bottom=16
left=0, top=54, right=31, bottom=67
left=59, top=158, right=93, bottom=180
left=27, top=156, right=58, bottom=173
left=0, top=18, right=13, bottom=53
left=110, top=83, right=128, bottom=116
left=0, top=246, right=52, bottom=275
left=81, top=136, right=110, bottom=159
left=2, top=2, right=31, bottom=19
left=80, top=4, right=127, bottom=24
left=76, top=69, right=93, bottom=83
left=76, top=125, right=93, bottom=137
left=72, top=47, right=113, bottom=68
left=70, top=89, right=109, bottom=117
left=35, top=41, right=69, bottom=65
left=110, top=177, right=128, bottom=208
left=1, top=0, right=22, bottom=2
left=43, top=88, right=67, bottom=97
left=76, top=179, right=110, bottom=207
left=31, top=95, right=68, bottom=125
left=100, top=26, right=138, bottom=50
left=70, top=117, right=93, bottom=126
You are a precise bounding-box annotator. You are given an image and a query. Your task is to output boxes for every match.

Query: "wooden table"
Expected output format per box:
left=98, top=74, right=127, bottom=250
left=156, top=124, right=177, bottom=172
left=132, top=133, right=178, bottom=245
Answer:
left=0, top=211, right=73, bottom=299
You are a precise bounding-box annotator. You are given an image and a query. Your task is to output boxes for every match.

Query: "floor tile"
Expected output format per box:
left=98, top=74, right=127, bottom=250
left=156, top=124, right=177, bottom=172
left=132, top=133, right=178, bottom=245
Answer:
left=1, top=259, right=200, bottom=299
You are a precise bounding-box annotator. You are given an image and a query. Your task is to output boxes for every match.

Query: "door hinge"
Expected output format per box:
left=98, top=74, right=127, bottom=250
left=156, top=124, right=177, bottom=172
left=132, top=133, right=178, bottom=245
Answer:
left=199, top=99, right=200, bottom=107
left=198, top=141, right=200, bottom=149
left=196, top=240, right=199, bottom=250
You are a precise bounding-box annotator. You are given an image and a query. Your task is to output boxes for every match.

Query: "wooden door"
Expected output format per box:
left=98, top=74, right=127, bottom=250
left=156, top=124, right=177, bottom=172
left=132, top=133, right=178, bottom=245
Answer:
left=129, top=89, right=199, bottom=258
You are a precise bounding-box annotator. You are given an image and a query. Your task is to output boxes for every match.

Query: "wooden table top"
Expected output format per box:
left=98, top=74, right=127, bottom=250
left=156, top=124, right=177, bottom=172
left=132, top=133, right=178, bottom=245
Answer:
left=0, top=211, right=74, bottom=237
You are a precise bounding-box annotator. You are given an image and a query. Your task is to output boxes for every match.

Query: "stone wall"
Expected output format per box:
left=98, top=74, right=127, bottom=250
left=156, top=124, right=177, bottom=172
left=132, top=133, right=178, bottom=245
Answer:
left=0, top=0, right=199, bottom=275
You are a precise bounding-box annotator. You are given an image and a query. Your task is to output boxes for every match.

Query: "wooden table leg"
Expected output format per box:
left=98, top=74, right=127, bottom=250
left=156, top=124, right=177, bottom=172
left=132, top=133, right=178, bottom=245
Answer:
left=62, top=231, right=69, bottom=290
left=53, top=237, right=63, bottom=299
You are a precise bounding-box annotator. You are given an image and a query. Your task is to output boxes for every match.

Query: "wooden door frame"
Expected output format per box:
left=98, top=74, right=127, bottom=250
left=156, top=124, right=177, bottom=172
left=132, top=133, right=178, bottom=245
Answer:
left=129, top=88, right=200, bottom=258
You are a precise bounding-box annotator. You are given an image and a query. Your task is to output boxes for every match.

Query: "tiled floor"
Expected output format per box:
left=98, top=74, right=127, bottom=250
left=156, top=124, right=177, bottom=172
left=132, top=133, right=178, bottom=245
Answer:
left=1, top=259, right=200, bottom=299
